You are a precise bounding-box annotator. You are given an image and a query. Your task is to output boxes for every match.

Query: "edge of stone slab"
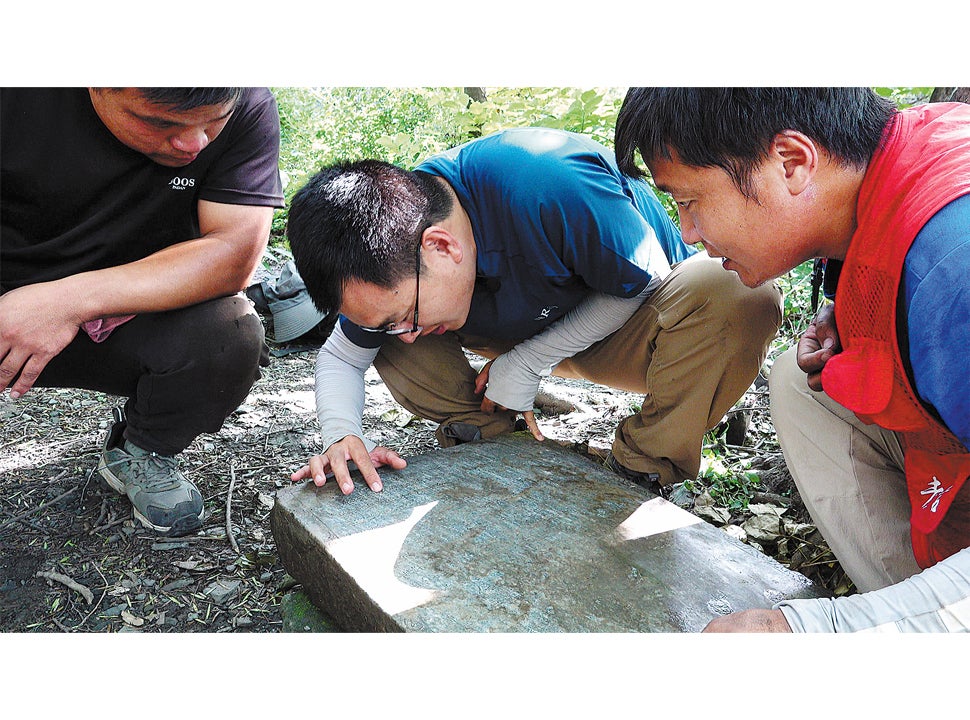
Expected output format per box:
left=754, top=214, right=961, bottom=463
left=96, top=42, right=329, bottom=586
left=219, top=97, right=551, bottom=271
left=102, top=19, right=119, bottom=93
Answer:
left=270, top=489, right=405, bottom=633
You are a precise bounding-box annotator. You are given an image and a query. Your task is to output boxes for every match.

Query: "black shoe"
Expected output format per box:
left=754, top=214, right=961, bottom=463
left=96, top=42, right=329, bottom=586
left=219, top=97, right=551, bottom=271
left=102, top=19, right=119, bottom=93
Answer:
left=604, top=452, right=662, bottom=490
left=440, top=422, right=483, bottom=446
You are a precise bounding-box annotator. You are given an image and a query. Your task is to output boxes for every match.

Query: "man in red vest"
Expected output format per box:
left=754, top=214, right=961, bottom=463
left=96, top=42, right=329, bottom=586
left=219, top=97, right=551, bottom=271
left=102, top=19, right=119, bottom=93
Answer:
left=615, top=88, right=970, bottom=632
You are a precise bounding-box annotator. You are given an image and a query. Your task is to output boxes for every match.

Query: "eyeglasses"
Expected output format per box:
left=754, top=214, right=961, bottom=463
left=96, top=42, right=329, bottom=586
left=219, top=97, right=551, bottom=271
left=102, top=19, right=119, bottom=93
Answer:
left=358, top=239, right=423, bottom=336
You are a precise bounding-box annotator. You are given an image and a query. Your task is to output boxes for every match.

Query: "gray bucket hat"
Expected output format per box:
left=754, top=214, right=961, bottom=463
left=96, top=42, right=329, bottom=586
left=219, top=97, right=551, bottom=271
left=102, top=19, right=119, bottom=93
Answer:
left=248, top=260, right=329, bottom=343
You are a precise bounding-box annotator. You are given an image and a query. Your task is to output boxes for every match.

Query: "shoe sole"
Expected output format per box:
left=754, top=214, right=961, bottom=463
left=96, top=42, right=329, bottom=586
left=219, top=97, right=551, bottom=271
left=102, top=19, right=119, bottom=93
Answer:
left=97, top=455, right=204, bottom=538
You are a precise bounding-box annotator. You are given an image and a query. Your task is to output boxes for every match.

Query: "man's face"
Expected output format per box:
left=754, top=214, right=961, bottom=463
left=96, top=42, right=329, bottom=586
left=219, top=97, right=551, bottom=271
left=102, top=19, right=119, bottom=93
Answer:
left=88, top=88, right=236, bottom=167
left=340, top=246, right=476, bottom=344
left=648, top=150, right=812, bottom=288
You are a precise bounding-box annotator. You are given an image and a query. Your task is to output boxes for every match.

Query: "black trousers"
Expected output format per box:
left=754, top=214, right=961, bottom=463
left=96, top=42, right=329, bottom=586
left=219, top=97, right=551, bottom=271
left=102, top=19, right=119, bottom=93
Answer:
left=36, top=294, right=269, bottom=455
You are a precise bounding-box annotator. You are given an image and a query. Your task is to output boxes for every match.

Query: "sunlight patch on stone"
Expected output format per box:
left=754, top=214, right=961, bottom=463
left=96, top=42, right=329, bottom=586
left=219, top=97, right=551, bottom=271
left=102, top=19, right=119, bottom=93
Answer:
left=611, top=497, right=702, bottom=543
left=325, top=501, right=440, bottom=615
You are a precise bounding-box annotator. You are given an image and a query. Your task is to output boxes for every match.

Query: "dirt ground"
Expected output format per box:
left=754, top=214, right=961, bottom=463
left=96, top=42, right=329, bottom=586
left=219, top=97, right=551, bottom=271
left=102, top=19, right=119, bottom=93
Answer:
left=0, top=333, right=849, bottom=634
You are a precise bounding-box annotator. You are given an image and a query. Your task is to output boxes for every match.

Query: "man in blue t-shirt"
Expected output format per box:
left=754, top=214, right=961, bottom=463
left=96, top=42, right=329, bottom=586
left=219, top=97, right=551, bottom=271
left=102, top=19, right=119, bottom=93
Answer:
left=287, top=128, right=782, bottom=499
left=1, top=88, right=284, bottom=537
left=614, top=87, right=970, bottom=633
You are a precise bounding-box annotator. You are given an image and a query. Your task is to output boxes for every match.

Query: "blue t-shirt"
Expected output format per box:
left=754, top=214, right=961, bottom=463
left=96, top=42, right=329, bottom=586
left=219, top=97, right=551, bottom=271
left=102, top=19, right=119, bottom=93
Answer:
left=415, top=128, right=690, bottom=341
left=900, top=193, right=970, bottom=451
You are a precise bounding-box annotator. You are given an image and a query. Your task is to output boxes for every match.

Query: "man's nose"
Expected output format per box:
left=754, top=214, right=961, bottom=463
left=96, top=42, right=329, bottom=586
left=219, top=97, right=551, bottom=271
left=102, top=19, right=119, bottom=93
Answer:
left=171, top=127, right=209, bottom=154
left=678, top=211, right=701, bottom=244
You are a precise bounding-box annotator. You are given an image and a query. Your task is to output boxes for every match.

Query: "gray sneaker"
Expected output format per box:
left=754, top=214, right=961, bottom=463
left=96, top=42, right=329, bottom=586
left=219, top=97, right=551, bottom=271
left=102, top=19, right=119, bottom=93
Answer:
left=97, top=408, right=204, bottom=537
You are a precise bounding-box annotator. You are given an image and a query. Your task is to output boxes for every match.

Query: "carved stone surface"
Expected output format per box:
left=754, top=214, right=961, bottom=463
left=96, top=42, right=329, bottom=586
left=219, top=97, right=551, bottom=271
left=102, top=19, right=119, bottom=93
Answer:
left=271, top=433, right=827, bottom=632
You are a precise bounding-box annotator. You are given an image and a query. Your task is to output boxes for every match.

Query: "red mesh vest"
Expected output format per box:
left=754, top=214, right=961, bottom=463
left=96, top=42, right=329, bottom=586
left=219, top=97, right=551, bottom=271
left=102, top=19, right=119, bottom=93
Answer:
left=821, top=102, right=970, bottom=568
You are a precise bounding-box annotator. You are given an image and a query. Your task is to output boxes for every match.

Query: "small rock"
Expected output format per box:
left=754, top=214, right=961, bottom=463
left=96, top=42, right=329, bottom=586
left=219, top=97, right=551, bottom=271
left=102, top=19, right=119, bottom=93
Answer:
left=667, top=482, right=694, bottom=509
left=152, top=541, right=189, bottom=551
left=102, top=603, right=127, bottom=617
left=160, top=578, right=194, bottom=593
left=204, top=579, right=241, bottom=605
left=234, top=616, right=253, bottom=628
left=121, top=609, right=145, bottom=627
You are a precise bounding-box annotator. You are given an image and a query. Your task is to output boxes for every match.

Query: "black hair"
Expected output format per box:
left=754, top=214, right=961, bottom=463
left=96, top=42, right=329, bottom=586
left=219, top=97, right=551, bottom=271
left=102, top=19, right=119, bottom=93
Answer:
left=133, top=88, right=243, bottom=111
left=614, top=88, right=896, bottom=197
left=287, top=160, right=453, bottom=317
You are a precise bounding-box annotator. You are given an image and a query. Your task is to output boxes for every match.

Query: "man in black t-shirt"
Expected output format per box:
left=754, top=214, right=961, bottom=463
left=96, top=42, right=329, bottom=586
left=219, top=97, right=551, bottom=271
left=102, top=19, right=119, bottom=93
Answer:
left=1, top=88, right=285, bottom=537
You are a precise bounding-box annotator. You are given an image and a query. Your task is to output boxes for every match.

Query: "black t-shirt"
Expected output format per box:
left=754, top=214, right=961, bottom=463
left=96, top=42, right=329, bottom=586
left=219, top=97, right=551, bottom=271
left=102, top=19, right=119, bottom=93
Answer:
left=1, top=87, right=284, bottom=291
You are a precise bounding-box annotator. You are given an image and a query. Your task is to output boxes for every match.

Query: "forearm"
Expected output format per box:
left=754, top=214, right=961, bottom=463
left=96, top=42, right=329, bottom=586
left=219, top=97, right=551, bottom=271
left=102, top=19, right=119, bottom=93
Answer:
left=60, top=201, right=271, bottom=322
left=777, top=546, right=970, bottom=632
left=63, top=236, right=263, bottom=322
left=314, top=322, right=379, bottom=452
left=486, top=283, right=656, bottom=411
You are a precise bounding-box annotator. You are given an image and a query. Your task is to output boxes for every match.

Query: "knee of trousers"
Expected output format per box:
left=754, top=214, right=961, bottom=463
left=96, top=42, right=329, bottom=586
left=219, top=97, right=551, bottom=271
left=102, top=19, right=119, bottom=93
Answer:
left=150, top=296, right=266, bottom=415
left=662, top=256, right=782, bottom=345
left=767, top=346, right=813, bottom=429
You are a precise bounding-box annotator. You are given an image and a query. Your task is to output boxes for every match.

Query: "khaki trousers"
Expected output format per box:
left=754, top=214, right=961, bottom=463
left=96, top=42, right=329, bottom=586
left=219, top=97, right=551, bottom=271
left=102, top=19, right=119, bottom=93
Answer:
left=375, top=253, right=782, bottom=486
left=769, top=346, right=920, bottom=592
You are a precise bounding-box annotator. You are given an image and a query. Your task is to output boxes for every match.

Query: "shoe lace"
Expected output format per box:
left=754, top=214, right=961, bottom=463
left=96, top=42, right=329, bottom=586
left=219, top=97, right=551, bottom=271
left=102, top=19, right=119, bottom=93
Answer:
left=105, top=452, right=183, bottom=492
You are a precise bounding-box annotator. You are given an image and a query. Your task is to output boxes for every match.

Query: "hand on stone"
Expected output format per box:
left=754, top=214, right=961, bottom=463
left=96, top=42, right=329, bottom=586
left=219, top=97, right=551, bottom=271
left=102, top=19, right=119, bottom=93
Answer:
left=702, top=608, right=792, bottom=633
left=291, top=435, right=407, bottom=495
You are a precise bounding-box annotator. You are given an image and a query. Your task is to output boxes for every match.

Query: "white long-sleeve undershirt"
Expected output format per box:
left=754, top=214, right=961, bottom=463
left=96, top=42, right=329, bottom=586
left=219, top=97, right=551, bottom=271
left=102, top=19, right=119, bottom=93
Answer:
left=484, top=280, right=660, bottom=412
left=313, top=321, right=379, bottom=453
left=776, top=546, right=970, bottom=632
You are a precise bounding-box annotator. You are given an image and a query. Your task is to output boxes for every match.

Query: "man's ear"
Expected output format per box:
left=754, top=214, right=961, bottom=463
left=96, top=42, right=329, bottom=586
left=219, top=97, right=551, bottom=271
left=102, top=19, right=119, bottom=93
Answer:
left=422, top=225, right=463, bottom=264
left=770, top=130, right=818, bottom=195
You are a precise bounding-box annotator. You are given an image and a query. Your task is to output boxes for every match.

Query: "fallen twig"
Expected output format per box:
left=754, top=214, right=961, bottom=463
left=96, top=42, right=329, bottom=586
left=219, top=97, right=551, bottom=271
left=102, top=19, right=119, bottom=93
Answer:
left=226, top=461, right=240, bottom=555
left=0, top=486, right=79, bottom=533
left=36, top=570, right=94, bottom=605
left=69, top=561, right=108, bottom=631
left=48, top=468, right=71, bottom=484
left=88, top=516, right=128, bottom=535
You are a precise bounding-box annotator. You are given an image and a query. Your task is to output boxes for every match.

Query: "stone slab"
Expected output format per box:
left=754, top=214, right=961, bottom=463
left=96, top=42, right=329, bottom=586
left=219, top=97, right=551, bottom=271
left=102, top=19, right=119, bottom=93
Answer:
left=271, top=433, right=828, bottom=632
